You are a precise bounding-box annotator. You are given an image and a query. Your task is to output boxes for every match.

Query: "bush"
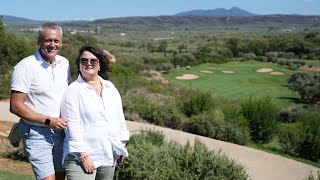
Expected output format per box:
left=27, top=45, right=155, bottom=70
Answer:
left=124, top=90, right=186, bottom=129
left=254, top=56, right=268, bottom=62
left=178, top=91, right=215, bottom=117
left=297, top=112, right=320, bottom=162
left=278, top=122, right=306, bottom=154
left=288, top=72, right=320, bottom=103
left=115, top=130, right=249, bottom=180
left=184, top=111, right=250, bottom=145
left=0, top=73, right=11, bottom=100
left=240, top=96, right=279, bottom=144
left=287, top=62, right=299, bottom=70
left=306, top=171, right=320, bottom=180
left=278, top=105, right=306, bottom=123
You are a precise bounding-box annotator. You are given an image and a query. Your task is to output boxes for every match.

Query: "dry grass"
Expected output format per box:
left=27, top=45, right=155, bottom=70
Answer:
left=0, top=121, right=33, bottom=175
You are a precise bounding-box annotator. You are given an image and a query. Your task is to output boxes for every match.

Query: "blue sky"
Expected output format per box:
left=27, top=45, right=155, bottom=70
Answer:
left=1, top=0, right=319, bottom=21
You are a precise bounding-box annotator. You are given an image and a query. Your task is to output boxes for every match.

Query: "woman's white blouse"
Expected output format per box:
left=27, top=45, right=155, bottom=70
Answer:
left=61, top=75, right=129, bottom=167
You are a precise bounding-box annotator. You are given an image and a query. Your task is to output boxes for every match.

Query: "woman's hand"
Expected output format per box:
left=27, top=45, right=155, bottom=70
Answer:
left=79, top=153, right=96, bottom=174
left=82, top=156, right=96, bottom=174
left=117, top=155, right=125, bottom=165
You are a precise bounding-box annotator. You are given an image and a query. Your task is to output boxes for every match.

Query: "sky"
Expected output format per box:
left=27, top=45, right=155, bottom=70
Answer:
left=1, top=0, right=319, bottom=21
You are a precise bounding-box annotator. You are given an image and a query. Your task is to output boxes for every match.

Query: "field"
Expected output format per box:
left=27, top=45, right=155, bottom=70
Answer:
left=165, top=60, right=300, bottom=107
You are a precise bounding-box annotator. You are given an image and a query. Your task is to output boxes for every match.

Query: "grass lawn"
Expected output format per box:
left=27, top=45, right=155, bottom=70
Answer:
left=0, top=169, right=34, bottom=180
left=165, top=60, right=300, bottom=108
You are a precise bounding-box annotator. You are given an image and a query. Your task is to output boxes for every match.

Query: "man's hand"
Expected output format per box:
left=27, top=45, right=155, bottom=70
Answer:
left=49, top=117, right=67, bottom=130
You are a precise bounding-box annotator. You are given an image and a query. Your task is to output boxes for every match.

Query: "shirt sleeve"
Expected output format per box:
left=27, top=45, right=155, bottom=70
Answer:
left=11, top=62, right=32, bottom=93
left=61, top=87, right=86, bottom=152
left=67, top=64, right=73, bottom=85
left=116, top=89, right=130, bottom=141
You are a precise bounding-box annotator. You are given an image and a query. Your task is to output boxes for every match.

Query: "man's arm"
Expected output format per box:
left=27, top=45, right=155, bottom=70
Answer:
left=10, top=90, right=67, bottom=130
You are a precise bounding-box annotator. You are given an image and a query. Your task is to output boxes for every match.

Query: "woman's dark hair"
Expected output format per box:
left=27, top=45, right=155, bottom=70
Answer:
left=76, top=46, right=111, bottom=80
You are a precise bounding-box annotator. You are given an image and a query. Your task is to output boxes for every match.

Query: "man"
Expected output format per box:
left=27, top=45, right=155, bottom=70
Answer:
left=10, top=23, right=72, bottom=180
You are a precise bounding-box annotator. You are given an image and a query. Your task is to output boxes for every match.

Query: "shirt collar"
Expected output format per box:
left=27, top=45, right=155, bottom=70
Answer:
left=35, top=49, right=57, bottom=67
left=76, top=74, right=112, bottom=88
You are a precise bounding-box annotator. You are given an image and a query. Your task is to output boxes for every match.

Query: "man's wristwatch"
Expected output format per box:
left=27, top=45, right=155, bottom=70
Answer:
left=44, top=117, right=51, bottom=126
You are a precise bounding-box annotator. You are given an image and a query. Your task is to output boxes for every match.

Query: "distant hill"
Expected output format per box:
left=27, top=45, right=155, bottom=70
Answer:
left=89, top=15, right=320, bottom=32
left=174, top=7, right=257, bottom=17
left=0, top=15, right=35, bottom=23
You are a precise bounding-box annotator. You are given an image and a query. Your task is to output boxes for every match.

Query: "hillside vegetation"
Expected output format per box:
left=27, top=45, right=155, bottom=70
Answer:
left=1, top=15, right=320, bottom=168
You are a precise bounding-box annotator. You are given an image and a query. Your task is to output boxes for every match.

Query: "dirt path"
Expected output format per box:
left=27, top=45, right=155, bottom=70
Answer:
left=0, top=101, right=319, bottom=179
left=0, top=101, right=19, bottom=122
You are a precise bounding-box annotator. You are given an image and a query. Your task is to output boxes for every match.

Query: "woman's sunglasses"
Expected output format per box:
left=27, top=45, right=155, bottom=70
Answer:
left=80, top=58, right=99, bottom=66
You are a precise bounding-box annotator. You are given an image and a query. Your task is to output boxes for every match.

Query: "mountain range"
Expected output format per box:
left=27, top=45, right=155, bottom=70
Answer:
left=0, top=7, right=314, bottom=23
left=174, top=7, right=256, bottom=17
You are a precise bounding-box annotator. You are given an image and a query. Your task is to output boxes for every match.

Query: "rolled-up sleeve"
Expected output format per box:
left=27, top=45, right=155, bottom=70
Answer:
left=118, top=99, right=130, bottom=141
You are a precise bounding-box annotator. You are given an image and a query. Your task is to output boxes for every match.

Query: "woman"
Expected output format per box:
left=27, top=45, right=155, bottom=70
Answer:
left=61, top=46, right=129, bottom=180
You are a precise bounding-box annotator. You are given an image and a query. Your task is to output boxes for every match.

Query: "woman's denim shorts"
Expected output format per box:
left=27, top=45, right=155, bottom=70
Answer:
left=18, top=120, right=65, bottom=179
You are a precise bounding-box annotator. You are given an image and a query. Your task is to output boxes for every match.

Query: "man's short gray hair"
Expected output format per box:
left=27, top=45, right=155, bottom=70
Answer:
left=38, top=23, right=63, bottom=39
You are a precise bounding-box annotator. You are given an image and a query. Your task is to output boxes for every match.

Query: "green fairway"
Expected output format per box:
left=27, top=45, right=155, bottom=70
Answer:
left=165, top=60, right=299, bottom=107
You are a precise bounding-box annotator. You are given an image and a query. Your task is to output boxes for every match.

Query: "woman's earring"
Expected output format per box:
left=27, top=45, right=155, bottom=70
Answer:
left=99, top=67, right=100, bottom=71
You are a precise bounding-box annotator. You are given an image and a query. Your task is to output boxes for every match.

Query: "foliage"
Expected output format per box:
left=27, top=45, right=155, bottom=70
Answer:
left=115, top=130, right=249, bottom=180
left=178, top=90, right=215, bottom=117
left=278, top=105, right=306, bottom=123
left=278, top=122, right=306, bottom=154
left=288, top=72, right=320, bottom=103
left=297, top=112, right=320, bottom=162
left=109, top=63, right=136, bottom=94
left=171, top=53, right=197, bottom=67
left=0, top=19, right=34, bottom=99
left=306, top=171, right=320, bottom=180
left=240, top=96, right=279, bottom=144
left=124, top=89, right=186, bottom=129
left=184, top=111, right=250, bottom=145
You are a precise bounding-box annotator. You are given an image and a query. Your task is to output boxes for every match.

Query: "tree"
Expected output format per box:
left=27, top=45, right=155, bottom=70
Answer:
left=157, top=41, right=168, bottom=56
left=227, top=37, right=242, bottom=57
left=0, top=18, right=33, bottom=99
left=288, top=72, right=320, bottom=103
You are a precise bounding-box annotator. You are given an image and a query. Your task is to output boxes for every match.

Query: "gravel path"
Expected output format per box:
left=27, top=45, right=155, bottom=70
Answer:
left=1, top=101, right=319, bottom=180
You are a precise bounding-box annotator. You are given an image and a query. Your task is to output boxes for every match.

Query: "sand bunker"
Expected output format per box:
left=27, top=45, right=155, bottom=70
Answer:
left=176, top=74, right=199, bottom=80
left=200, top=70, right=213, bottom=74
left=300, top=65, right=320, bottom=72
left=222, top=70, right=235, bottom=74
left=256, top=68, right=273, bottom=73
left=270, top=71, right=284, bottom=75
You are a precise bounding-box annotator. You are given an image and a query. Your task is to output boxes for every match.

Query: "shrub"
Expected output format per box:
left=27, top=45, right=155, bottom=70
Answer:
left=277, top=58, right=288, bottom=65
left=178, top=91, right=215, bottom=117
left=0, top=73, right=11, bottom=100
left=240, top=96, right=279, bottom=144
left=115, top=130, right=249, bottom=180
left=297, top=112, right=320, bottom=162
left=278, top=105, right=306, bottom=123
left=242, top=52, right=256, bottom=60
left=287, top=62, right=300, bottom=70
left=288, top=72, right=320, bottom=103
left=184, top=111, right=250, bottom=145
left=306, top=171, right=320, bottom=180
left=124, top=90, right=186, bottom=129
left=278, top=122, right=306, bottom=154
left=213, top=122, right=251, bottom=145
left=254, top=56, right=268, bottom=62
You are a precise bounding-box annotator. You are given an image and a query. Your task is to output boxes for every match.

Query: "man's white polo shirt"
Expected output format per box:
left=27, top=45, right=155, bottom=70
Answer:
left=11, top=49, right=72, bottom=126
